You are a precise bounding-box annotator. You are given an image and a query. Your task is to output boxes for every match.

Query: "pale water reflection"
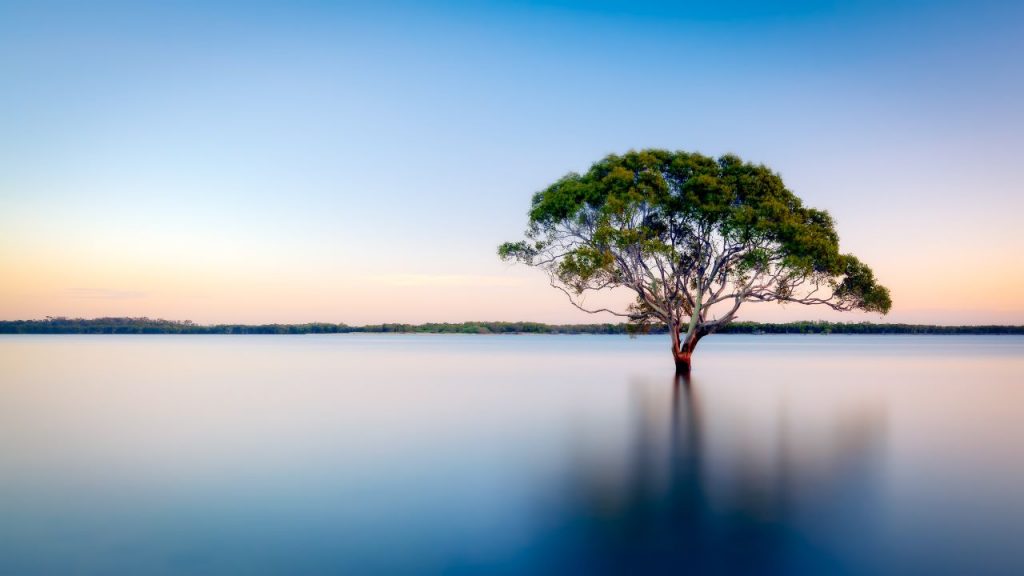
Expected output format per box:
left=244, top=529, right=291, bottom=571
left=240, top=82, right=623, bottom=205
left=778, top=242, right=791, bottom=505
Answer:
left=0, top=335, right=1022, bottom=574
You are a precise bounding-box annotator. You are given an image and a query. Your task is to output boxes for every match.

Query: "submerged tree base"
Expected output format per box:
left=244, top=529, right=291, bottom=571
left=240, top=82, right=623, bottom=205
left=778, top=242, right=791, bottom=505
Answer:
left=674, top=355, right=692, bottom=375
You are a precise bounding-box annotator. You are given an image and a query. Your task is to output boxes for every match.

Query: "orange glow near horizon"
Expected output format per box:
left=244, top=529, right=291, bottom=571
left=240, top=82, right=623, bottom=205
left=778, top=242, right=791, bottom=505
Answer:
left=2, top=238, right=1022, bottom=325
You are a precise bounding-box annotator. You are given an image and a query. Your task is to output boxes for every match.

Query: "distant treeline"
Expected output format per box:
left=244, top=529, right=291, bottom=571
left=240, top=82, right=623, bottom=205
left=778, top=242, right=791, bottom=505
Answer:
left=1, top=317, right=1022, bottom=335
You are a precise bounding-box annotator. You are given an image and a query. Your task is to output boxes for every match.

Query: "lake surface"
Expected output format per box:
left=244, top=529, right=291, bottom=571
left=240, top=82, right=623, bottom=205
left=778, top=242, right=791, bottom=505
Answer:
left=1, top=334, right=1022, bottom=575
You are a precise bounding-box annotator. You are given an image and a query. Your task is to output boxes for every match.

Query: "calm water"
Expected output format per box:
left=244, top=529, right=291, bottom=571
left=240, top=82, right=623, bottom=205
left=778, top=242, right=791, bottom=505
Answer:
left=1, top=334, right=1022, bottom=575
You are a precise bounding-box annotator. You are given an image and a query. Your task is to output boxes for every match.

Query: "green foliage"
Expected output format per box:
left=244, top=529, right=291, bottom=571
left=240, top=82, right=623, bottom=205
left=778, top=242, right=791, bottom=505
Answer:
left=499, top=149, right=893, bottom=348
left=834, top=255, right=892, bottom=313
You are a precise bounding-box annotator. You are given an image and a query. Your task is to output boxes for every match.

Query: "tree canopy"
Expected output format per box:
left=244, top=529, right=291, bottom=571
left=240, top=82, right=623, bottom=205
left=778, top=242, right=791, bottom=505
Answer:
left=499, top=149, right=892, bottom=370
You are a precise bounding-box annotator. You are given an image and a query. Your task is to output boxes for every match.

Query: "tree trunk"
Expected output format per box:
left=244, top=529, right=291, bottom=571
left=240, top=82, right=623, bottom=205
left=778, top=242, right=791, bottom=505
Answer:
left=672, top=329, right=703, bottom=374
left=674, top=351, right=693, bottom=374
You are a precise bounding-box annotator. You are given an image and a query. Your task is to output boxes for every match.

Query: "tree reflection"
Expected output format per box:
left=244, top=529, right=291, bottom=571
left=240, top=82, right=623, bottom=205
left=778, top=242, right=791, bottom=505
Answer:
left=528, top=374, right=886, bottom=575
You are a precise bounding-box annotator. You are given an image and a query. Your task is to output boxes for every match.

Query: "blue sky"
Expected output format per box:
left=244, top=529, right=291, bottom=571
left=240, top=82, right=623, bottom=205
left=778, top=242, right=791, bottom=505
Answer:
left=1, top=0, right=1022, bottom=323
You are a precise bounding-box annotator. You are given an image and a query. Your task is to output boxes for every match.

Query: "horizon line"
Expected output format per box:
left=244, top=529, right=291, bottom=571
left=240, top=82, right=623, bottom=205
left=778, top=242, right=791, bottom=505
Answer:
left=4, top=317, right=1024, bottom=330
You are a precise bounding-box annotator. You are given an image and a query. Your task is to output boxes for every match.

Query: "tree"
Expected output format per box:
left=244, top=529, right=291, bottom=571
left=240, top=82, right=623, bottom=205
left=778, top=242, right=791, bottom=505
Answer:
left=499, top=150, right=891, bottom=373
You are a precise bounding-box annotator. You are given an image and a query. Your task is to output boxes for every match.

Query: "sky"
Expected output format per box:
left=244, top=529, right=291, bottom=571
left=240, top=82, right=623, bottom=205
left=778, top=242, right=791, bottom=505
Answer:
left=1, top=0, right=1022, bottom=325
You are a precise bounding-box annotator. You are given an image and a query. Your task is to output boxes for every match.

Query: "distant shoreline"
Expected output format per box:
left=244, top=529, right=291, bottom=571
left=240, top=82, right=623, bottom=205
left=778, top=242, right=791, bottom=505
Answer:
left=1, top=318, right=1022, bottom=335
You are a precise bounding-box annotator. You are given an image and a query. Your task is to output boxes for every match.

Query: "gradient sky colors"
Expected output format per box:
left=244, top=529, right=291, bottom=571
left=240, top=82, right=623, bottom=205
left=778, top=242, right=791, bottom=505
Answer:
left=2, top=0, right=1022, bottom=324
